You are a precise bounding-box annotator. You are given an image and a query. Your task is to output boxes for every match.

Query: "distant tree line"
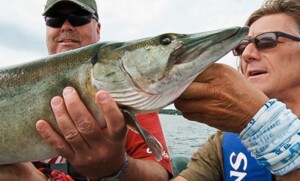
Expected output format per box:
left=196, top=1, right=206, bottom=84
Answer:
left=159, top=109, right=182, bottom=115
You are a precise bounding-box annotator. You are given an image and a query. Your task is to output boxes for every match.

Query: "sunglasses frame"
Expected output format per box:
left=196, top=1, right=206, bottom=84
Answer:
left=45, top=13, right=98, bottom=28
left=232, top=31, right=300, bottom=56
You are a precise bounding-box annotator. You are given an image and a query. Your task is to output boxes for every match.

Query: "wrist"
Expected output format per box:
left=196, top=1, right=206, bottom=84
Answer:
left=239, top=99, right=300, bottom=175
left=88, top=153, right=129, bottom=181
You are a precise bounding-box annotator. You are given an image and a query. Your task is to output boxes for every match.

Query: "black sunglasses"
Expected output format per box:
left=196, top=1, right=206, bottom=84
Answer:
left=232, top=31, right=300, bottom=56
left=45, top=13, right=98, bottom=28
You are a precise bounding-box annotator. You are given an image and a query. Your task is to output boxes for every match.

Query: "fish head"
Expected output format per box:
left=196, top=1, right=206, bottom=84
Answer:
left=92, top=26, right=249, bottom=112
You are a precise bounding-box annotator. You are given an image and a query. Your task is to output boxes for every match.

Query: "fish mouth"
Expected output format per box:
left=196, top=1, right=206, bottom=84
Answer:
left=171, top=27, right=247, bottom=65
left=160, top=26, right=248, bottom=82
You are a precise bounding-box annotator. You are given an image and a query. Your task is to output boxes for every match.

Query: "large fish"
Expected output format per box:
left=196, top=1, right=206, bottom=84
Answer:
left=0, top=26, right=248, bottom=164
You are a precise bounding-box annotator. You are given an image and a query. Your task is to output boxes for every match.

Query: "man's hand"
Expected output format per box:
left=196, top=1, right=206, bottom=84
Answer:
left=174, top=63, right=269, bottom=133
left=36, top=87, right=128, bottom=180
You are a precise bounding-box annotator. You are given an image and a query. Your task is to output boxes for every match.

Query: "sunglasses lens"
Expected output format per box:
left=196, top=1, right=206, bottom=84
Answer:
left=45, top=14, right=94, bottom=28
left=232, top=33, right=279, bottom=56
left=255, top=33, right=277, bottom=50
left=68, top=15, right=92, bottom=26
left=45, top=17, right=65, bottom=28
left=233, top=40, right=249, bottom=56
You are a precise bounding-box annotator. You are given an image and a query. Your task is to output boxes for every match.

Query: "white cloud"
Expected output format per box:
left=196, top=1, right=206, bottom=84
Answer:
left=0, top=46, right=44, bottom=67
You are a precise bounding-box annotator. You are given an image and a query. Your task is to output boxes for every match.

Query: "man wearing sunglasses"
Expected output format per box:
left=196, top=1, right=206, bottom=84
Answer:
left=172, top=0, right=300, bottom=180
left=0, top=0, right=172, bottom=181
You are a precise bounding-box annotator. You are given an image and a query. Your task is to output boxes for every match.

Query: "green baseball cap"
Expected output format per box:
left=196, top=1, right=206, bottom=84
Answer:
left=43, top=0, right=98, bottom=15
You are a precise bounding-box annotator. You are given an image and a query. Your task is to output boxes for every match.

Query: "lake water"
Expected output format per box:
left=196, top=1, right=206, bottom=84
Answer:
left=159, top=114, right=217, bottom=159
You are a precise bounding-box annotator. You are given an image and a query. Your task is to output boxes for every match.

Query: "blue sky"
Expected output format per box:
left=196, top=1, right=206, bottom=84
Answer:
left=0, top=0, right=262, bottom=68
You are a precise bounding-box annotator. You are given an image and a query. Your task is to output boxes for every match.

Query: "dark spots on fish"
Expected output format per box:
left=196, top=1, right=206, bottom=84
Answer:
left=105, top=72, right=116, bottom=78
left=127, top=41, right=155, bottom=51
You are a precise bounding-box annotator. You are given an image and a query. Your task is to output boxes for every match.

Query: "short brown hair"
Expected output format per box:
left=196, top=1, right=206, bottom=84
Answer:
left=246, top=0, right=300, bottom=32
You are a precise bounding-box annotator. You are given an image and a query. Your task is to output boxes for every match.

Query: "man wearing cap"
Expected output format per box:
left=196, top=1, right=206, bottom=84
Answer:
left=0, top=0, right=172, bottom=180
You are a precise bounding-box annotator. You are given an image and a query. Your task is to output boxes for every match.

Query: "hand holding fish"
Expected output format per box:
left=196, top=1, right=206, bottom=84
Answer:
left=174, top=63, right=269, bottom=133
left=36, top=87, right=128, bottom=180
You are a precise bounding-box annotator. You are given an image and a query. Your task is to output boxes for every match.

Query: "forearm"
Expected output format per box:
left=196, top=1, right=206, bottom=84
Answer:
left=172, top=176, right=187, bottom=181
left=30, top=168, right=48, bottom=181
left=0, top=162, right=48, bottom=181
left=282, top=169, right=300, bottom=181
left=123, top=156, right=169, bottom=181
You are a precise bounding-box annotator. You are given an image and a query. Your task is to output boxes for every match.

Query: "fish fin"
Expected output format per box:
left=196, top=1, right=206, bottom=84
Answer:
left=121, top=108, right=164, bottom=161
left=140, top=126, right=164, bottom=161
left=127, top=124, right=139, bottom=134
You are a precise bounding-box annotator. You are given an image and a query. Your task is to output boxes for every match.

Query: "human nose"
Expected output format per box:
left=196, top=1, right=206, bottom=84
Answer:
left=241, top=42, right=259, bottom=63
left=61, top=19, right=75, bottom=31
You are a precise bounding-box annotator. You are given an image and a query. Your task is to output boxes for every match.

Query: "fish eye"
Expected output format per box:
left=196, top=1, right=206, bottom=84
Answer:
left=159, top=35, right=173, bottom=45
